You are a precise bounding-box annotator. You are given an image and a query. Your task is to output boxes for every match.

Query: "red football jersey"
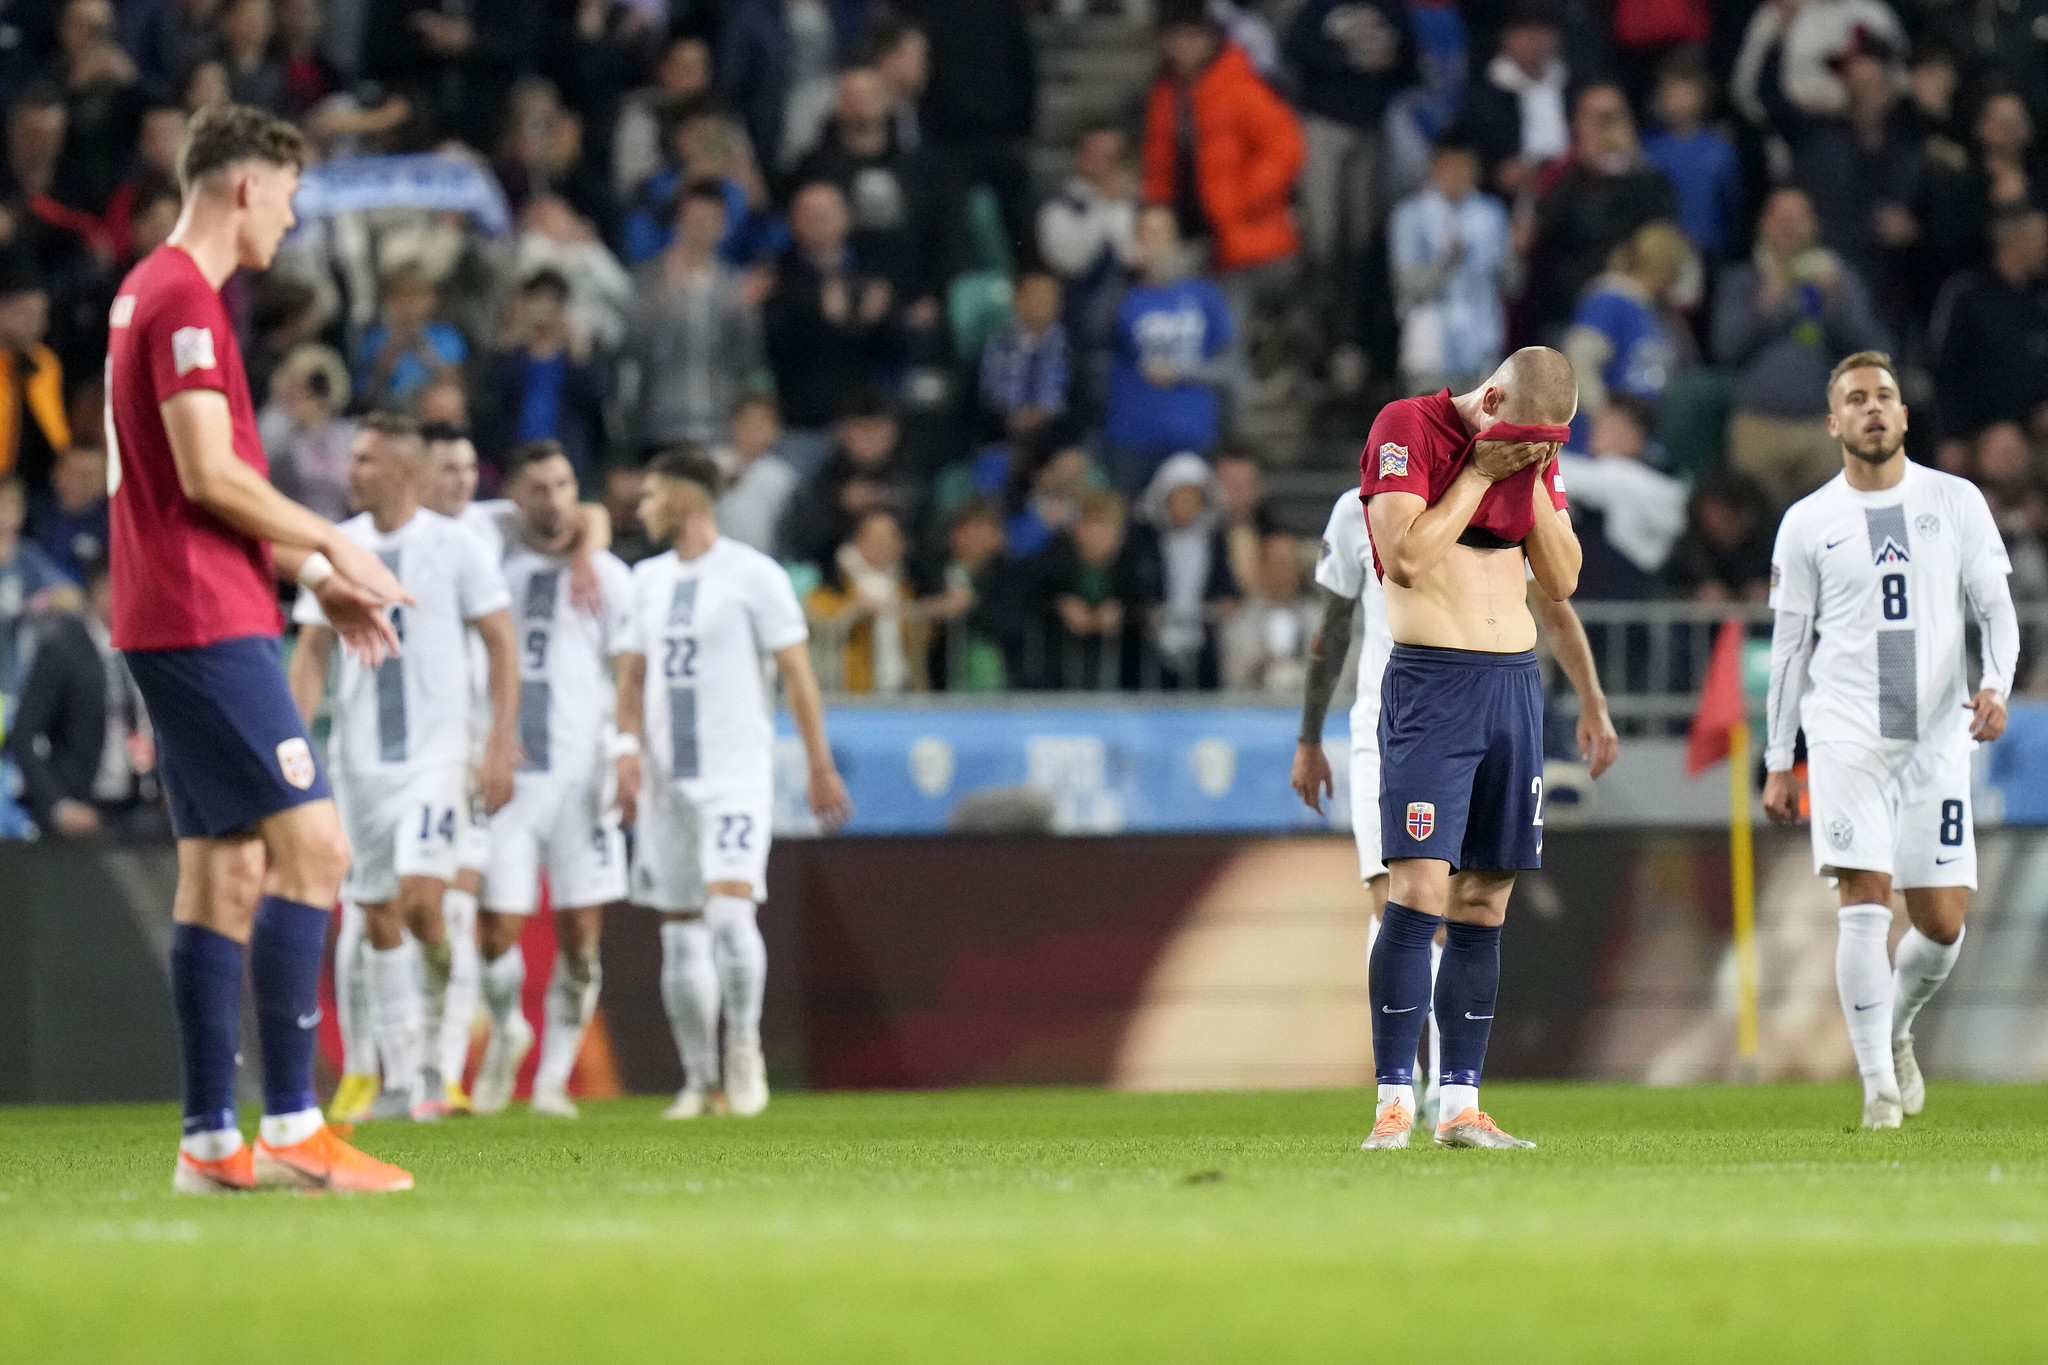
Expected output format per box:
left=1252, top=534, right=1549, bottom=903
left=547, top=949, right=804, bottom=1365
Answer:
left=106, top=246, right=282, bottom=651
left=1357, top=390, right=1568, bottom=579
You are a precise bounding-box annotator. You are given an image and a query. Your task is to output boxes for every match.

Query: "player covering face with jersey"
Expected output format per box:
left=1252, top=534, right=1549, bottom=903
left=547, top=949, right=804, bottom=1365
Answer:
left=1762, top=353, right=2017, bottom=1129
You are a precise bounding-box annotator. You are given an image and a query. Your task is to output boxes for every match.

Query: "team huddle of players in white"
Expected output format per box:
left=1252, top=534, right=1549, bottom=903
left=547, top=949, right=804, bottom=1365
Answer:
left=289, top=429, right=844, bottom=1125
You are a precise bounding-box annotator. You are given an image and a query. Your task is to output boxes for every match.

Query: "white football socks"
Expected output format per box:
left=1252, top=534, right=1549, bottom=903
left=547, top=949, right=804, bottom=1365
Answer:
left=179, top=1127, right=243, bottom=1161
left=1438, top=1083, right=1479, bottom=1123
left=534, top=950, right=601, bottom=1094
left=1376, top=1083, right=1415, bottom=1110
left=258, top=1108, right=324, bottom=1148
left=334, top=901, right=375, bottom=1077
left=416, top=934, right=452, bottom=1078
left=368, top=943, right=425, bottom=1100
left=660, top=918, right=720, bottom=1092
left=480, top=945, right=526, bottom=1028
left=1892, top=923, right=1964, bottom=1043
left=438, top=889, right=481, bottom=1084
left=1836, top=903, right=1898, bottom=1102
left=705, top=895, right=766, bottom=1050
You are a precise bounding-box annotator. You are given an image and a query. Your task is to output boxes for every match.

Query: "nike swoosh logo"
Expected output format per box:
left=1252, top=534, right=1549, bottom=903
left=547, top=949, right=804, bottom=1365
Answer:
left=1825, top=537, right=1849, bottom=550
left=1935, top=856, right=1960, bottom=865
left=1853, top=1002, right=1882, bottom=1011
left=296, top=1009, right=322, bottom=1029
left=1380, top=1005, right=1419, bottom=1014
left=1464, top=1012, right=1493, bottom=1021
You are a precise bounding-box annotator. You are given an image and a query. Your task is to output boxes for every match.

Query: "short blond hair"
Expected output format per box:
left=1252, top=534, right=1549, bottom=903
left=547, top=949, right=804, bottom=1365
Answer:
left=1827, top=349, right=1897, bottom=396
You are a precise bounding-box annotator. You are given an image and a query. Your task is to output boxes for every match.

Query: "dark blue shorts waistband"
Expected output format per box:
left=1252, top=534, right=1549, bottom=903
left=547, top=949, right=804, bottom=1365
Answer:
left=1387, top=643, right=1538, bottom=670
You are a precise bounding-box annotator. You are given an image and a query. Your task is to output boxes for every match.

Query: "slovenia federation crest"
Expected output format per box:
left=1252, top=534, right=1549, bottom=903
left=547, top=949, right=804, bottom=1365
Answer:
left=1915, top=513, right=1940, bottom=538
left=276, top=737, right=316, bottom=791
left=1827, top=818, right=1855, bottom=852
left=1406, top=801, right=1435, bottom=841
left=1378, top=442, right=1410, bottom=478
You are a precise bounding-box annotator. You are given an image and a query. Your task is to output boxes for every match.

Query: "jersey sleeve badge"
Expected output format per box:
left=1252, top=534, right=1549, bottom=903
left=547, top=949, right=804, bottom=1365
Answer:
left=276, top=737, right=317, bottom=790
left=1378, top=442, right=1409, bottom=478
left=172, top=325, right=216, bottom=376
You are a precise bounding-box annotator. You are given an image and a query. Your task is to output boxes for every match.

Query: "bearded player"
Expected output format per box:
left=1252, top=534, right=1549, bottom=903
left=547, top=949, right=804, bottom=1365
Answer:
left=1763, top=352, right=2017, bottom=1129
left=109, top=102, right=411, bottom=1193
left=1351, top=348, right=1582, bottom=1151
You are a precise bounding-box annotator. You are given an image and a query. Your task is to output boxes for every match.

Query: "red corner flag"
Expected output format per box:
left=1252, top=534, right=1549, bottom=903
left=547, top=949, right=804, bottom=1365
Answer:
left=1686, top=618, right=1749, bottom=776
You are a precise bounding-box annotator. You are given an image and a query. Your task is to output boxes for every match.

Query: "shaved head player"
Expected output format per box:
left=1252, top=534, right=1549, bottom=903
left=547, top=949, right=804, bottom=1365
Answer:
left=1354, top=348, right=1583, bottom=1150
left=108, top=103, right=412, bottom=1193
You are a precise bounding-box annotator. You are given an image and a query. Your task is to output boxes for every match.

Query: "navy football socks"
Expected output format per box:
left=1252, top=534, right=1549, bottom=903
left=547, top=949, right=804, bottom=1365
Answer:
left=250, top=895, right=331, bottom=1118
left=170, top=923, right=243, bottom=1136
left=1370, top=902, right=1442, bottom=1086
left=1435, top=920, right=1503, bottom=1087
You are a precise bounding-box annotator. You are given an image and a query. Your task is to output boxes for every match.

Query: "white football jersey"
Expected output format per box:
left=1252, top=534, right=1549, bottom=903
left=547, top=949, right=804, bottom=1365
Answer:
left=1768, top=464, right=2012, bottom=759
left=295, top=508, right=511, bottom=774
left=620, top=539, right=809, bottom=792
left=503, top=544, right=635, bottom=778
left=1313, top=490, right=1395, bottom=742
left=454, top=499, right=515, bottom=762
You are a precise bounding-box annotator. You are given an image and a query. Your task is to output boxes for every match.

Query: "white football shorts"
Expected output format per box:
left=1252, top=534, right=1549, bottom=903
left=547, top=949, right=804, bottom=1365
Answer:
left=631, top=779, right=772, bottom=912
left=1805, top=737, right=1975, bottom=889
left=334, top=763, right=469, bottom=904
left=1349, top=730, right=1385, bottom=882
left=459, top=793, right=490, bottom=873
left=482, top=768, right=627, bottom=914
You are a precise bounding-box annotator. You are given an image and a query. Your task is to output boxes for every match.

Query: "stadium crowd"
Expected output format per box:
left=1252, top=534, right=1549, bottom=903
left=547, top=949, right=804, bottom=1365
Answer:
left=4, top=0, right=2048, bottom=838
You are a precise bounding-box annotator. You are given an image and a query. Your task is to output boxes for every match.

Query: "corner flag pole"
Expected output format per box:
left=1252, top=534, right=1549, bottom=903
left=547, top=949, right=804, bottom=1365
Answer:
left=1727, top=719, right=1759, bottom=1071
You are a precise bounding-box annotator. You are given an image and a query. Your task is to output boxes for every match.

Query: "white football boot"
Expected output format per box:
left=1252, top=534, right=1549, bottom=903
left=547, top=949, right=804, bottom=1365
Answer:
left=724, top=1043, right=770, bottom=1117
left=663, top=1088, right=709, bottom=1120
left=1861, top=1091, right=1904, bottom=1130
left=1893, top=1036, right=1926, bottom=1117
left=1434, top=1108, right=1537, bottom=1149
left=470, top=1012, right=534, bottom=1117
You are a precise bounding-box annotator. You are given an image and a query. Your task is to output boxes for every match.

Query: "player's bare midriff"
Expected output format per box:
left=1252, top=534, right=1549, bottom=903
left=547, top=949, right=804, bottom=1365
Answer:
left=1382, top=541, right=1537, bottom=653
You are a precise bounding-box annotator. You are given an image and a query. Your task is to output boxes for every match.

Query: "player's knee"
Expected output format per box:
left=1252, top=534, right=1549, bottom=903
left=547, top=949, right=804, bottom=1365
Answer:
left=1837, top=871, right=1891, bottom=907
left=478, top=912, right=524, bottom=959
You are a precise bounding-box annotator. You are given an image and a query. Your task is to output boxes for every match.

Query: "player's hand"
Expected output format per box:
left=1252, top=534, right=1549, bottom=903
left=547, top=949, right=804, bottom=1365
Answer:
left=324, top=535, right=415, bottom=608
left=1578, top=700, right=1619, bottom=779
left=1470, top=439, right=1554, bottom=482
left=1762, top=768, right=1802, bottom=825
left=569, top=552, right=604, bottom=616
left=615, top=753, right=642, bottom=828
left=478, top=735, right=519, bottom=814
left=809, top=766, right=853, bottom=832
left=51, top=798, right=100, bottom=837
left=1291, top=740, right=1334, bottom=814
left=313, top=574, right=401, bottom=667
left=1967, top=688, right=2008, bottom=742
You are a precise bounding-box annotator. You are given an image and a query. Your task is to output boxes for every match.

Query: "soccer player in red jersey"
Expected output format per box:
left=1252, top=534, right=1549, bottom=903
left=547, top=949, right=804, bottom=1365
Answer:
left=107, top=103, right=414, bottom=1193
left=1352, top=347, right=1583, bottom=1152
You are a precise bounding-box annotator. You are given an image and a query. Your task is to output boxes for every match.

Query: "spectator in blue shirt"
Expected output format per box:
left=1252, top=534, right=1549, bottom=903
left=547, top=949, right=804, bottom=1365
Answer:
left=354, top=263, right=468, bottom=414
left=26, top=445, right=108, bottom=584
left=1388, top=134, right=1515, bottom=395
left=485, top=270, right=609, bottom=482
left=1641, top=56, right=1742, bottom=263
left=0, top=474, right=73, bottom=696
left=978, top=270, right=1071, bottom=441
left=619, top=102, right=788, bottom=269
left=1104, top=206, right=1233, bottom=494
left=1562, top=220, right=1697, bottom=448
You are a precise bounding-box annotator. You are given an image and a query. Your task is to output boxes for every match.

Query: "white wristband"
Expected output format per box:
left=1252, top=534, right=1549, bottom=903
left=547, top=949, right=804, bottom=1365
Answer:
left=296, top=551, right=334, bottom=591
left=608, top=732, right=641, bottom=759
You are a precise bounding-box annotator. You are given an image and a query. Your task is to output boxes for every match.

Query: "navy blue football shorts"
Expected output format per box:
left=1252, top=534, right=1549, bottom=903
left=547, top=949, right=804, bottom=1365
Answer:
left=1378, top=643, right=1544, bottom=872
left=125, top=634, right=331, bottom=839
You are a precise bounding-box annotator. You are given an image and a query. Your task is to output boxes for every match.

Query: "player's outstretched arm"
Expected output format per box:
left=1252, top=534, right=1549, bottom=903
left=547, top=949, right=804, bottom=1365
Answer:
left=566, top=503, right=614, bottom=615
left=1523, top=463, right=1581, bottom=601
left=162, top=390, right=412, bottom=608
left=286, top=624, right=334, bottom=728
left=613, top=651, right=645, bottom=830
left=775, top=642, right=853, bottom=831
left=1290, top=585, right=1355, bottom=813
left=472, top=607, right=522, bottom=813
left=1529, top=589, right=1617, bottom=777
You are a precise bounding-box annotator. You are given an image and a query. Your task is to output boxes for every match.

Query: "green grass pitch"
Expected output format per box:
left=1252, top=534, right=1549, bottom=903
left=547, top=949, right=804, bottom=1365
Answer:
left=5, top=1084, right=2047, bottom=1362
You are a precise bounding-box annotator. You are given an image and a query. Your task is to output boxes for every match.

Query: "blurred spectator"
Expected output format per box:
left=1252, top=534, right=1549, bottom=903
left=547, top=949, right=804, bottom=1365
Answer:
left=540, top=0, right=657, bottom=169
left=1522, top=81, right=1678, bottom=335
left=0, top=264, right=68, bottom=495
left=1930, top=208, right=2048, bottom=440
left=612, top=36, right=716, bottom=199
left=764, top=181, right=899, bottom=454
left=1663, top=469, right=1776, bottom=602
left=1465, top=4, right=1570, bottom=198
left=361, top=0, right=540, bottom=150
left=924, top=496, right=1030, bottom=692
left=1390, top=133, right=1514, bottom=396
left=511, top=195, right=636, bottom=356
left=1038, top=123, right=1138, bottom=412
left=1964, top=91, right=2041, bottom=253
left=494, top=78, right=613, bottom=234
left=978, top=269, right=1069, bottom=440
left=1145, top=2, right=1303, bottom=405
left=1732, top=0, right=1905, bottom=125
left=259, top=342, right=354, bottom=521
left=865, top=12, right=928, bottom=153
left=779, top=389, right=921, bottom=567
left=1908, top=44, right=1964, bottom=148
left=1712, top=187, right=1889, bottom=506
left=1209, top=443, right=1262, bottom=596
left=0, top=473, right=72, bottom=693
left=1030, top=489, right=1135, bottom=691
left=1562, top=220, right=1696, bottom=445
left=902, top=0, right=1038, bottom=261
left=715, top=395, right=799, bottom=555
left=717, top=0, right=865, bottom=172
left=273, top=0, right=341, bottom=119
left=122, top=0, right=221, bottom=104
left=1129, top=452, right=1239, bottom=689
left=1221, top=529, right=1315, bottom=694
left=805, top=507, right=928, bottom=694
left=1558, top=397, right=1687, bottom=599
left=1003, top=433, right=1098, bottom=561
left=48, top=0, right=144, bottom=215
left=4, top=558, right=157, bottom=838
left=27, top=443, right=107, bottom=582
left=789, top=67, right=946, bottom=317
left=3, top=85, right=105, bottom=283
left=619, top=98, right=780, bottom=268
left=354, top=262, right=467, bottom=414
left=486, top=269, right=609, bottom=483
left=1640, top=54, right=1741, bottom=263
left=1105, top=206, right=1232, bottom=493
left=412, top=376, right=470, bottom=434
left=1971, top=422, right=2048, bottom=689
left=101, top=102, right=184, bottom=263
left=1283, top=0, right=1414, bottom=363
left=216, top=0, right=285, bottom=114
left=623, top=182, right=768, bottom=451
left=602, top=463, right=658, bottom=565
left=176, top=57, right=231, bottom=115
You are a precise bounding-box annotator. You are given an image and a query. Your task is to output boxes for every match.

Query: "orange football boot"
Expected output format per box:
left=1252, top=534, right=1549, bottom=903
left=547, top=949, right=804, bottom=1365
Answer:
left=173, top=1143, right=256, bottom=1194
left=253, top=1124, right=414, bottom=1192
left=1360, top=1099, right=1415, bottom=1150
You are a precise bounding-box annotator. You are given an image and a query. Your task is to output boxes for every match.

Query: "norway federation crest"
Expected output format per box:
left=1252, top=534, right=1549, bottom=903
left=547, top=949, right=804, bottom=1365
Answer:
left=276, top=737, right=316, bottom=791
left=1406, top=801, right=1435, bottom=841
